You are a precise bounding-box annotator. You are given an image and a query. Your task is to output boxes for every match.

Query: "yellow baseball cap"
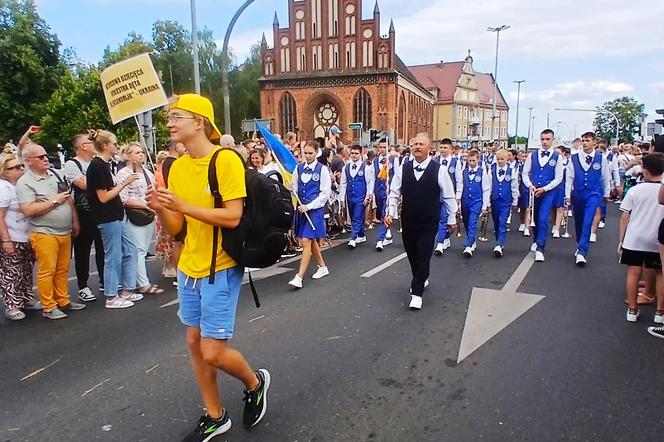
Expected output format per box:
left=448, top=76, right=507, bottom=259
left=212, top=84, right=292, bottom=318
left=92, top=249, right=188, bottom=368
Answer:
left=169, top=93, right=222, bottom=141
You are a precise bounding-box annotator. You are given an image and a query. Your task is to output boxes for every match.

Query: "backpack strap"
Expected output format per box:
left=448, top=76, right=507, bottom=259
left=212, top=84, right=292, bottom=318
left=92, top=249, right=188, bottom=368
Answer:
left=208, top=149, right=224, bottom=284
left=69, top=158, right=83, bottom=173
left=264, top=169, right=283, bottom=184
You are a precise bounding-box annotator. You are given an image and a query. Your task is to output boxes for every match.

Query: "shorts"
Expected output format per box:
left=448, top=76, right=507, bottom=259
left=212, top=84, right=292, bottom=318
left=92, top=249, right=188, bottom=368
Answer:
left=659, top=218, right=664, bottom=246
left=177, top=266, right=243, bottom=339
left=619, top=248, right=662, bottom=269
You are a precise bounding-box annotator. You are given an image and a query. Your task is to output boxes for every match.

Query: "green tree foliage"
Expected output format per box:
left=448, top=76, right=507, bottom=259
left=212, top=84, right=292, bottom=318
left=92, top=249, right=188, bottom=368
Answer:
left=0, top=0, right=64, bottom=141
left=593, top=96, right=645, bottom=144
left=227, top=43, right=262, bottom=137
left=152, top=20, right=193, bottom=95
left=100, top=32, right=153, bottom=69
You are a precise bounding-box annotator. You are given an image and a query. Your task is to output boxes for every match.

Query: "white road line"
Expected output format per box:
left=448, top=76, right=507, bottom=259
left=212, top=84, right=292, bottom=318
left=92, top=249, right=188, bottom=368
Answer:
left=360, top=253, right=408, bottom=278
left=20, top=359, right=60, bottom=381
left=81, top=378, right=110, bottom=397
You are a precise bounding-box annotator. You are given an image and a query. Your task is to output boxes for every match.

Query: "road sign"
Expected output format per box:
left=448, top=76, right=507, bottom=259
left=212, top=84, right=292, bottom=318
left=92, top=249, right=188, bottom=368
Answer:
left=349, top=122, right=363, bottom=130
left=242, top=119, right=272, bottom=133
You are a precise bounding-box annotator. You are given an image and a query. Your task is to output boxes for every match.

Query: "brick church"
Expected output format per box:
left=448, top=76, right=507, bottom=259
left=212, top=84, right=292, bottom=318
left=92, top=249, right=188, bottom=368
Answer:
left=259, top=0, right=434, bottom=144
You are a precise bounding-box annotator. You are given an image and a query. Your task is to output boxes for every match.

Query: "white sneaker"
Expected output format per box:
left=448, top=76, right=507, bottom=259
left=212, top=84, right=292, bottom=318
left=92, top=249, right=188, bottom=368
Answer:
left=507, top=214, right=512, bottom=225
left=590, top=233, right=597, bottom=243
left=121, top=292, right=144, bottom=302
left=311, top=266, right=330, bottom=280
left=434, top=243, right=444, bottom=256
left=575, top=254, right=587, bottom=266
left=376, top=241, right=384, bottom=252
left=382, top=238, right=394, bottom=246
left=552, top=229, right=560, bottom=238
left=654, top=311, right=664, bottom=324
left=386, top=229, right=393, bottom=240
left=530, top=242, right=537, bottom=252
left=442, top=238, right=451, bottom=250
left=463, top=247, right=473, bottom=257
left=78, top=287, right=96, bottom=302
left=518, top=224, right=526, bottom=232
left=535, top=251, right=545, bottom=262
left=105, top=297, right=135, bottom=309
left=493, top=245, right=503, bottom=257
left=288, top=274, right=303, bottom=289
left=356, top=236, right=367, bottom=244
left=409, top=295, right=423, bottom=310
left=614, top=199, right=622, bottom=205
left=626, top=308, right=639, bottom=322
left=523, top=229, right=530, bottom=237
left=347, top=239, right=356, bottom=249
left=598, top=220, right=606, bottom=229
left=471, top=242, right=477, bottom=252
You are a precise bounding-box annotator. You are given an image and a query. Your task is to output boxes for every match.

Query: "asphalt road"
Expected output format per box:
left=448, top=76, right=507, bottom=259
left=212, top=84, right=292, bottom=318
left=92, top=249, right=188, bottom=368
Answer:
left=1, top=204, right=663, bottom=442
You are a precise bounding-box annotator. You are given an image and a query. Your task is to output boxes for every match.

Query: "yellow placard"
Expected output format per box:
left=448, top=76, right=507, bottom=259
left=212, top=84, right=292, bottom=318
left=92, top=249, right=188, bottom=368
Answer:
left=100, top=53, right=168, bottom=124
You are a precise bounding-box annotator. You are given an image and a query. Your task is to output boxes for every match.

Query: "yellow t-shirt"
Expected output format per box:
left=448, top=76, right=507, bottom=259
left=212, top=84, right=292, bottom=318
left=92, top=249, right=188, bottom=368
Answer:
left=168, top=148, right=246, bottom=278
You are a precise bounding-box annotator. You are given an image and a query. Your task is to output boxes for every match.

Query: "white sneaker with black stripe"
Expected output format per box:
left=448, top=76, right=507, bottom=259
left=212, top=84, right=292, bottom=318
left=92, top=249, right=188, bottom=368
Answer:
left=78, top=287, right=96, bottom=302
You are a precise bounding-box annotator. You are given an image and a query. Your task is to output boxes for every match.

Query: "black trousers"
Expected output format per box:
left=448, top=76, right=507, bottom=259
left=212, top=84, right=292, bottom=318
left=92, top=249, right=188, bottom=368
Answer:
left=73, top=209, right=105, bottom=289
left=401, top=221, right=437, bottom=297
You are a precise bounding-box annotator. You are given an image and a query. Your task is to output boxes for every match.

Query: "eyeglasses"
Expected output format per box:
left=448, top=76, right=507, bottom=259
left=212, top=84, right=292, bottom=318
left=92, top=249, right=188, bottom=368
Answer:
left=6, top=164, right=25, bottom=171
left=167, top=114, right=197, bottom=123
left=27, top=154, right=48, bottom=160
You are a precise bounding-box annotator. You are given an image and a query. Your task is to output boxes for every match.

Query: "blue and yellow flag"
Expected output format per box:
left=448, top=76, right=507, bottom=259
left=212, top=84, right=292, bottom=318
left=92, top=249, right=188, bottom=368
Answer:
left=256, top=121, right=297, bottom=185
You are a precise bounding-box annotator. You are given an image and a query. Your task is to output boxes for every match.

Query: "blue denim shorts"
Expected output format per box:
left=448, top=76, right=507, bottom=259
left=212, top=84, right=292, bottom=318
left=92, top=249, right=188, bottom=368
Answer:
left=177, top=267, right=243, bottom=340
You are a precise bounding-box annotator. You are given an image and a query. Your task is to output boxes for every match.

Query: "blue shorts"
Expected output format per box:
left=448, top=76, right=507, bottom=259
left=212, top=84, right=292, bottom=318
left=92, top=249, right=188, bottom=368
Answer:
left=177, top=267, right=243, bottom=340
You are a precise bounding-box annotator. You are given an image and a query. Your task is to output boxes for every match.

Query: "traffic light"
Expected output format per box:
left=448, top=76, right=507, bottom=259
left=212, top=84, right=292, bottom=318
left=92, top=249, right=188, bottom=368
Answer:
left=369, top=129, right=380, bottom=143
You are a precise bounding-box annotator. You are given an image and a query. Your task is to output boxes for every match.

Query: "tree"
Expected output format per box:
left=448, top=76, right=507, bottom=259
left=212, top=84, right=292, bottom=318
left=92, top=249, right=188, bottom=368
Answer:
left=152, top=20, right=193, bottom=95
left=100, top=32, right=153, bottom=69
left=594, top=96, right=645, bottom=144
left=227, top=43, right=262, bottom=138
left=0, top=0, right=64, bottom=141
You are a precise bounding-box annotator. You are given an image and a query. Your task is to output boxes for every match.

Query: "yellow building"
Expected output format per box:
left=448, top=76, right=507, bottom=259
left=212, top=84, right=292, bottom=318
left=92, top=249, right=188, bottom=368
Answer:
left=409, top=53, right=509, bottom=148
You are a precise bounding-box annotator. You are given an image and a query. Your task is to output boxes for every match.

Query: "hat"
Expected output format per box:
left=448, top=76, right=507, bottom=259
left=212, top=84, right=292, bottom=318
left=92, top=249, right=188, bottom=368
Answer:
left=170, top=93, right=222, bottom=141
left=330, top=127, right=342, bottom=135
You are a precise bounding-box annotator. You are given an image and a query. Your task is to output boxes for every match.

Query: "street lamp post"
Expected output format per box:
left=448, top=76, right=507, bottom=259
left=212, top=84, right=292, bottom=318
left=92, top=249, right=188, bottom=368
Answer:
left=513, top=80, right=525, bottom=148
left=487, top=25, right=510, bottom=146
left=526, top=107, right=534, bottom=148
left=221, top=0, right=256, bottom=135
left=555, top=108, right=620, bottom=144
left=190, top=0, right=200, bottom=93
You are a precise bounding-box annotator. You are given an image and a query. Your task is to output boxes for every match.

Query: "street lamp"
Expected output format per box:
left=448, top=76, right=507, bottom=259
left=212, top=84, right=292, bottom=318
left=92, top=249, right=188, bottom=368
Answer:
left=555, top=108, right=620, bottom=144
left=190, top=0, right=200, bottom=93
left=513, top=80, right=525, bottom=148
left=526, top=107, right=534, bottom=148
left=487, top=25, right=510, bottom=145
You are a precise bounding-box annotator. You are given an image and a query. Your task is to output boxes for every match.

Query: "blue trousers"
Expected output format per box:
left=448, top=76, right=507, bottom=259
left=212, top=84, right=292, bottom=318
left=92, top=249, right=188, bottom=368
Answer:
left=491, top=200, right=511, bottom=246
left=97, top=219, right=137, bottom=297
left=461, top=198, right=483, bottom=248
left=572, top=191, right=602, bottom=256
left=435, top=203, right=450, bottom=243
left=599, top=198, right=607, bottom=220
left=532, top=191, right=556, bottom=252
left=348, top=200, right=366, bottom=240
left=375, top=193, right=388, bottom=241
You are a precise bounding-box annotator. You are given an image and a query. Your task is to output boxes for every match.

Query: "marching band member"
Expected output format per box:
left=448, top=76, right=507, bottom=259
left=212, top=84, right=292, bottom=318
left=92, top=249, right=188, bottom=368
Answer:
left=552, top=146, right=569, bottom=238
left=338, top=145, right=374, bottom=249
left=373, top=139, right=394, bottom=251
left=490, top=150, right=519, bottom=257
left=565, top=132, right=611, bottom=266
left=457, top=150, right=491, bottom=258
left=521, top=129, right=565, bottom=262
left=434, top=138, right=462, bottom=256
left=385, top=133, right=457, bottom=310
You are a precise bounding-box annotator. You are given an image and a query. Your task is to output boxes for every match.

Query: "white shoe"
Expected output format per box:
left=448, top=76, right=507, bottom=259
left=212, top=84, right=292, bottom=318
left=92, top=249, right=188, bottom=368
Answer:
left=105, top=297, right=135, bottom=309
left=347, top=239, right=356, bottom=249
left=626, top=308, right=639, bottom=322
left=493, top=245, right=503, bottom=257
left=530, top=242, right=537, bottom=252
left=442, top=238, right=451, bottom=250
left=598, top=220, right=606, bottom=229
left=523, top=229, right=530, bottom=237
left=590, top=233, right=597, bottom=243
left=288, top=274, right=303, bottom=288
left=376, top=241, right=384, bottom=251
left=518, top=224, right=526, bottom=232
left=434, top=243, right=444, bottom=256
left=507, top=214, right=512, bottom=225
left=311, top=266, right=330, bottom=280
left=78, top=287, right=96, bottom=302
left=471, top=241, right=477, bottom=252
left=121, top=292, right=144, bottom=302
left=356, top=236, right=367, bottom=244
left=535, top=251, right=545, bottom=262
left=552, top=229, right=560, bottom=238
left=409, top=295, right=423, bottom=310
left=614, top=199, right=622, bottom=205
left=383, top=238, right=394, bottom=246
left=575, top=254, right=587, bottom=266
left=463, top=247, right=473, bottom=257
left=386, top=229, right=393, bottom=240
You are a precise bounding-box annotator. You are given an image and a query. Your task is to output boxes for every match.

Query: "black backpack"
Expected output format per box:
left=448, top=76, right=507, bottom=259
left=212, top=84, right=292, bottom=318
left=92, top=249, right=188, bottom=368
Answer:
left=208, top=148, right=294, bottom=307
left=67, top=159, right=91, bottom=212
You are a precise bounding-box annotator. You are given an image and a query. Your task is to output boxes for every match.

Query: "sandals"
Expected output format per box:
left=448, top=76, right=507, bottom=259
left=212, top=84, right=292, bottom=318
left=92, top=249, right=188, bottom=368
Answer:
left=624, top=294, right=656, bottom=305
left=138, top=284, right=165, bottom=295
left=5, top=309, right=26, bottom=321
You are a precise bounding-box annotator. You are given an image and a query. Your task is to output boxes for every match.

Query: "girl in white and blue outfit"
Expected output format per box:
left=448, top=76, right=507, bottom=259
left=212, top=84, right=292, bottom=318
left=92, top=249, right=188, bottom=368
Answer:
left=289, top=141, right=331, bottom=289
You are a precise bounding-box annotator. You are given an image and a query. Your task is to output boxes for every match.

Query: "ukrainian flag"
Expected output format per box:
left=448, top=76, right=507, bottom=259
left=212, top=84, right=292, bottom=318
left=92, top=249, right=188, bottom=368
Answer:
left=256, top=121, right=297, bottom=186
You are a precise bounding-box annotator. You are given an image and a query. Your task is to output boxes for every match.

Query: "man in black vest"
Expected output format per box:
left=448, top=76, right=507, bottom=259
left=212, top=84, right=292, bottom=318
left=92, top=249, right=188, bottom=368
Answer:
left=385, top=133, right=458, bottom=310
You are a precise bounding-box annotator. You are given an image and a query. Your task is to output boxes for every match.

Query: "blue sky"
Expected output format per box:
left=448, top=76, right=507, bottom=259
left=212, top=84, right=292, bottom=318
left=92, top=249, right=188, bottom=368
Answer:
left=37, top=0, right=664, bottom=141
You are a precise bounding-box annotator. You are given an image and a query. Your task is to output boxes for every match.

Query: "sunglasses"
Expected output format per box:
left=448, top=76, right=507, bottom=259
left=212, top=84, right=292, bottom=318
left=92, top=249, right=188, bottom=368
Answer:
left=28, top=154, right=49, bottom=160
left=6, top=164, right=25, bottom=171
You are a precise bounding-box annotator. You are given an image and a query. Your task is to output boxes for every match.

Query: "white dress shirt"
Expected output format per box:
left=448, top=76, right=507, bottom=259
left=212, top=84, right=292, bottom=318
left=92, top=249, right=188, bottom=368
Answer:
left=338, top=160, right=375, bottom=204
left=292, top=161, right=332, bottom=210
left=493, top=164, right=520, bottom=206
left=387, top=156, right=458, bottom=224
left=521, top=148, right=564, bottom=192
left=438, top=154, right=463, bottom=191
left=565, top=151, right=612, bottom=199
left=456, top=164, right=492, bottom=211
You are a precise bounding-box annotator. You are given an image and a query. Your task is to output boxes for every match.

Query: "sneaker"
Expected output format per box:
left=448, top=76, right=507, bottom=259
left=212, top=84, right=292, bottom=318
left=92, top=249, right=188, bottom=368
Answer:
left=552, top=230, right=560, bottom=239
left=311, top=266, right=330, bottom=280
left=383, top=238, right=394, bottom=246
left=463, top=247, right=473, bottom=258
left=518, top=224, right=526, bottom=232
left=434, top=243, right=444, bottom=256
left=590, top=233, right=597, bottom=243
left=408, top=295, right=423, bottom=310
left=493, top=245, right=503, bottom=257
left=288, top=274, right=303, bottom=289
left=121, top=292, right=144, bottom=302
left=78, top=287, right=97, bottom=302
left=654, top=311, right=664, bottom=324
left=376, top=241, right=384, bottom=252
left=355, top=236, right=367, bottom=244
left=42, top=308, right=67, bottom=320
left=614, top=199, right=622, bottom=205
left=626, top=308, right=639, bottom=322
left=105, top=297, right=135, bottom=309
left=243, top=368, right=271, bottom=428
left=530, top=242, right=538, bottom=252
left=146, top=252, right=156, bottom=261
left=182, top=411, right=232, bottom=442
left=173, top=280, right=179, bottom=287
left=523, top=229, right=530, bottom=237
left=294, top=246, right=303, bottom=253
left=471, top=241, right=477, bottom=252
left=598, top=220, right=606, bottom=229
left=442, top=238, right=451, bottom=250
left=23, top=301, right=43, bottom=311
left=575, top=254, right=587, bottom=267
left=163, top=268, right=177, bottom=278
left=385, top=230, right=393, bottom=240
left=647, top=326, right=664, bottom=339
left=281, top=250, right=297, bottom=258
left=62, top=301, right=87, bottom=311
left=99, top=284, right=104, bottom=293
left=347, top=239, right=356, bottom=249
left=535, top=251, right=545, bottom=262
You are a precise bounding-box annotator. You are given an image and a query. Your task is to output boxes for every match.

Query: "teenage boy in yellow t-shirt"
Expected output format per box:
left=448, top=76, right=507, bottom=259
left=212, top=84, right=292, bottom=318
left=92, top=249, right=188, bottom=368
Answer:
left=148, top=94, right=270, bottom=441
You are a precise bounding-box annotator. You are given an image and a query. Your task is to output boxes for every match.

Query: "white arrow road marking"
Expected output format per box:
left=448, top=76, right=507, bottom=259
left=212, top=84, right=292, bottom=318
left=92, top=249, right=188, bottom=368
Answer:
left=457, top=254, right=545, bottom=363
left=360, top=253, right=408, bottom=278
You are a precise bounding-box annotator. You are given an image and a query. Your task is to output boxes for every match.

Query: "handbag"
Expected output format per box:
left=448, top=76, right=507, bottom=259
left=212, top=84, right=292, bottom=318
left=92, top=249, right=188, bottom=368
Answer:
left=126, top=166, right=155, bottom=226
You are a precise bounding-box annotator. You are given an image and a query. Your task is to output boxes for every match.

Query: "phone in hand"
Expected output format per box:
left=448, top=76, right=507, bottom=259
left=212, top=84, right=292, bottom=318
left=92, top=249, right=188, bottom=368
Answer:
left=57, top=181, right=68, bottom=193
left=29, top=125, right=41, bottom=134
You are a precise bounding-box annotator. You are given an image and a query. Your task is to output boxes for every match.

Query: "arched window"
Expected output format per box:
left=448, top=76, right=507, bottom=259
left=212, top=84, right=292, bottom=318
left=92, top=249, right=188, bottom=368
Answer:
left=279, top=92, right=297, bottom=136
left=353, top=88, right=372, bottom=129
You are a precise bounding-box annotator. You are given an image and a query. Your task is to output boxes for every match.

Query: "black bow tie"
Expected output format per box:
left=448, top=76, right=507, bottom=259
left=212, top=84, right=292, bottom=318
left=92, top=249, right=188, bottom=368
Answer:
left=585, top=156, right=592, bottom=164
left=414, top=166, right=425, bottom=172
left=352, top=164, right=357, bottom=170
left=541, top=151, right=550, bottom=157
left=441, top=159, right=448, bottom=166
left=468, top=169, right=477, bottom=175
left=498, top=169, right=505, bottom=176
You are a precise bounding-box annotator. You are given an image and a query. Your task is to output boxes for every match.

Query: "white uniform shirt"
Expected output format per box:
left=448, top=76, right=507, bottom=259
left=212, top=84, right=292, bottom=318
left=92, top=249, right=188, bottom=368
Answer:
left=338, top=160, right=375, bottom=204
left=564, top=151, right=612, bottom=199
left=456, top=164, right=492, bottom=211
left=521, top=148, right=565, bottom=192
left=493, top=164, right=519, bottom=206
left=292, top=161, right=332, bottom=211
